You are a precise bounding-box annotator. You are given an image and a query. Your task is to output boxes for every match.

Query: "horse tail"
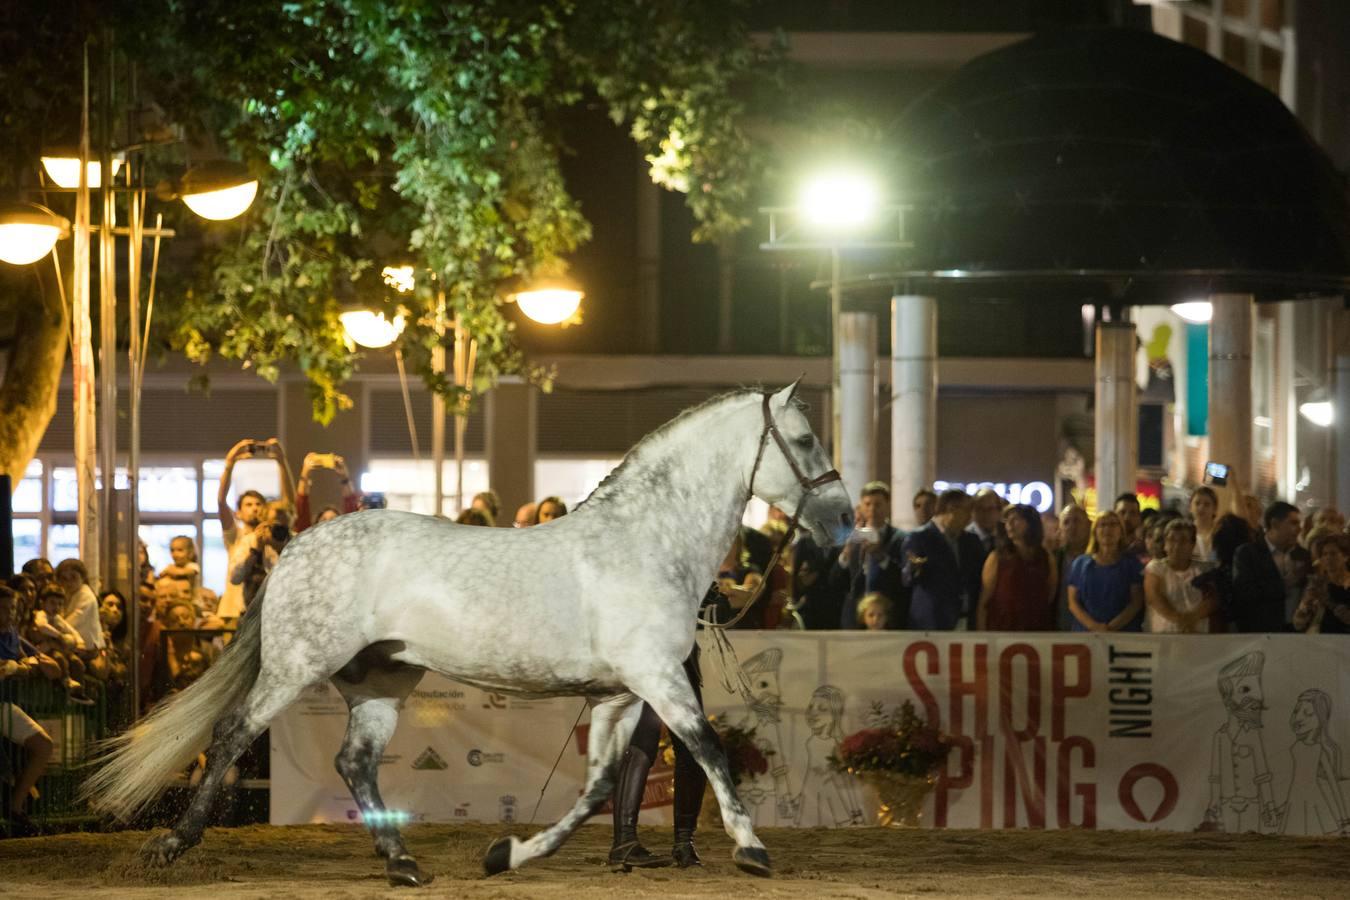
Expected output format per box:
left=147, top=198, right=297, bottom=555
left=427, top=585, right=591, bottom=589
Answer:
left=82, top=584, right=268, bottom=821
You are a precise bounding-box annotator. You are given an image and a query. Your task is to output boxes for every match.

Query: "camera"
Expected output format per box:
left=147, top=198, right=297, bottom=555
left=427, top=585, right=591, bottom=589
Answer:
left=270, top=523, right=291, bottom=543
left=1203, top=461, right=1229, bottom=487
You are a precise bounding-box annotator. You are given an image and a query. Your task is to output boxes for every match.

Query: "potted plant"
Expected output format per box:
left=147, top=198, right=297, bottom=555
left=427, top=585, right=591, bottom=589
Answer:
left=828, top=700, right=953, bottom=827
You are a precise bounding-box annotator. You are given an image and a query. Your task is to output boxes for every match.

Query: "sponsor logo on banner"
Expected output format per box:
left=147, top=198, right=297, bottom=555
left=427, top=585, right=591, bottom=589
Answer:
left=453, top=803, right=471, bottom=818
left=500, top=795, right=518, bottom=823
left=412, top=747, right=448, bottom=770
left=407, top=688, right=468, bottom=713
left=467, top=748, right=506, bottom=766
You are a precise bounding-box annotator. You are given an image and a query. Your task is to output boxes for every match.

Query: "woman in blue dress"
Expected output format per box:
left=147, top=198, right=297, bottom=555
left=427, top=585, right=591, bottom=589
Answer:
left=1066, top=511, right=1145, bottom=632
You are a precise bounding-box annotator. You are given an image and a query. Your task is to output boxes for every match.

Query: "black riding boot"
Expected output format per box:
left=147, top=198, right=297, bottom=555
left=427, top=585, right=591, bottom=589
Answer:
left=608, top=745, right=670, bottom=872
left=670, top=737, right=708, bottom=867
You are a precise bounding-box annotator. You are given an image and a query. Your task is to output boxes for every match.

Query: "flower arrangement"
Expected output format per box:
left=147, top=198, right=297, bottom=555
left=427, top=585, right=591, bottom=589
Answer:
left=661, top=715, right=770, bottom=785
left=828, top=700, right=952, bottom=779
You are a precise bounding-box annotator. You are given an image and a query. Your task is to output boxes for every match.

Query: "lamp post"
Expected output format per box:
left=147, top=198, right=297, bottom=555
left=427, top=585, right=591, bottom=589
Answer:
left=0, top=37, right=257, bottom=720
left=760, top=170, right=910, bottom=470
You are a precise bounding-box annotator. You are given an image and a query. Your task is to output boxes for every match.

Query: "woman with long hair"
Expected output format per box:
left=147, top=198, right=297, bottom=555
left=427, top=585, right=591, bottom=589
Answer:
left=1281, top=689, right=1349, bottom=834
left=977, top=504, right=1057, bottom=631
left=1065, top=511, right=1144, bottom=632
left=1293, top=533, right=1350, bottom=634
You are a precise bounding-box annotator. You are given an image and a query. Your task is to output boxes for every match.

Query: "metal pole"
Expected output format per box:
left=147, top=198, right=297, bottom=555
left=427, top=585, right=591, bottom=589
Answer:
left=830, top=246, right=843, bottom=470
left=393, top=347, right=421, bottom=463
left=98, top=30, right=117, bottom=589
left=431, top=290, right=446, bottom=516
left=73, top=40, right=100, bottom=575
left=1337, top=346, right=1350, bottom=513
left=127, top=160, right=143, bottom=722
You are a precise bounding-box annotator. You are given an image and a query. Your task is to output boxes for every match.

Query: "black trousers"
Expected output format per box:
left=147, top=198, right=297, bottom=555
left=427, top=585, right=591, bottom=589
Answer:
left=620, top=646, right=722, bottom=829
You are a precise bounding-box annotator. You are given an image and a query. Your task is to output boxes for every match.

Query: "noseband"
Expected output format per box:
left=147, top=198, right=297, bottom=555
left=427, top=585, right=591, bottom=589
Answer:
left=700, top=393, right=842, bottom=630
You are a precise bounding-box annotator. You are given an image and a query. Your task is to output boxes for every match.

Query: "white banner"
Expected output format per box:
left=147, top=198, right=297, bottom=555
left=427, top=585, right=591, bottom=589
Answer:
left=270, top=633, right=1350, bottom=835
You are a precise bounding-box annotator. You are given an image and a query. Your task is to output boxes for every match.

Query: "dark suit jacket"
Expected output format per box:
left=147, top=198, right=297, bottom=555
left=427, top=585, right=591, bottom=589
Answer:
left=901, top=522, right=986, bottom=631
left=1232, top=540, right=1310, bottom=633
left=832, top=524, right=908, bottom=629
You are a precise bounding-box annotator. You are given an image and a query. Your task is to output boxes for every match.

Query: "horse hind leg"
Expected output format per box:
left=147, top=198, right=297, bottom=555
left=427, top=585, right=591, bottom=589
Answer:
left=140, top=669, right=310, bottom=866
left=331, top=651, right=429, bottom=887
left=483, top=693, right=643, bottom=875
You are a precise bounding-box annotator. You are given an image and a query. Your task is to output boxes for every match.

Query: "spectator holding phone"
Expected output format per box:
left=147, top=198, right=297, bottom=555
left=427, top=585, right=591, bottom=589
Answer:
left=231, top=501, right=293, bottom=612
left=834, top=482, right=907, bottom=630
left=218, top=438, right=295, bottom=619
left=295, top=452, right=359, bottom=531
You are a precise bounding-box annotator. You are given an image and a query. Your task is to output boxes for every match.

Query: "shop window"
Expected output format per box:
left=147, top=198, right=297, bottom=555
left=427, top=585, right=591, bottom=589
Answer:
left=47, top=524, right=81, bottom=564
left=12, top=520, right=41, bottom=569
left=361, top=458, right=491, bottom=516
left=534, top=458, right=624, bottom=510
left=202, top=519, right=227, bottom=597
left=12, top=460, right=42, bottom=513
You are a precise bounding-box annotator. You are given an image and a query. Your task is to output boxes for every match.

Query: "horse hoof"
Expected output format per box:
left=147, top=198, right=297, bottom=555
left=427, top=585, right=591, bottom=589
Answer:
left=139, top=832, right=187, bottom=867
left=386, top=854, right=434, bottom=887
left=732, top=845, right=772, bottom=878
left=483, top=836, right=517, bottom=876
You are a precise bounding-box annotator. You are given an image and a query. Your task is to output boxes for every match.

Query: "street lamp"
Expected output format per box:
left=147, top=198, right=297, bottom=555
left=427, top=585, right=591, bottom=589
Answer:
left=1300, top=398, right=1333, bottom=427
left=0, top=203, right=70, bottom=265
left=1, top=38, right=258, bottom=721
left=1170, top=301, right=1213, bottom=323
left=760, top=169, right=908, bottom=470
left=339, top=309, right=406, bottom=349
left=511, top=275, right=584, bottom=325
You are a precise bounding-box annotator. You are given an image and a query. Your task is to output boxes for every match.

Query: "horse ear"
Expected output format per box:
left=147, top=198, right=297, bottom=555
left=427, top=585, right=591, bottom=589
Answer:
left=772, top=377, right=804, bottom=410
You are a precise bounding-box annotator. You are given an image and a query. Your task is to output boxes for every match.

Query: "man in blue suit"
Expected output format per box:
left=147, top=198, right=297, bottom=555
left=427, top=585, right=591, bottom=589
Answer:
left=834, top=481, right=908, bottom=629
left=901, top=489, right=986, bottom=631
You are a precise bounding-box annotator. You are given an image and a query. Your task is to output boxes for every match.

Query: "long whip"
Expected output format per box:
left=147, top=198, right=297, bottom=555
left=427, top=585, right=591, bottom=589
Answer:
left=530, top=699, right=588, bottom=824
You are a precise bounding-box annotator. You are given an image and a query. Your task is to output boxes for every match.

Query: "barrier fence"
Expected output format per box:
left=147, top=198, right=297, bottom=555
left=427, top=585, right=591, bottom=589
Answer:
left=271, top=632, right=1350, bottom=835
left=1, top=672, right=110, bottom=832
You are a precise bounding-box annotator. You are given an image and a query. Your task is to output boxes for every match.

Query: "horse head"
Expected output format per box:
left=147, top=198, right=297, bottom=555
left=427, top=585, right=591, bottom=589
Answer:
left=750, top=381, right=854, bottom=547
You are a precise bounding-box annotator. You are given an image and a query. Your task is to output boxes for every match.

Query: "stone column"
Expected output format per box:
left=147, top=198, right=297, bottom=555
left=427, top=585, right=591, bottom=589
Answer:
left=1208, top=293, right=1255, bottom=495
left=838, top=312, right=877, bottom=502
left=1095, top=322, right=1137, bottom=509
left=485, top=377, right=536, bottom=526
left=891, top=294, right=937, bottom=527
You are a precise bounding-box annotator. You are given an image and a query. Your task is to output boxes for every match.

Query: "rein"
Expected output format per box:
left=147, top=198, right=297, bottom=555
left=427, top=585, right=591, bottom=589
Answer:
left=697, top=392, right=841, bottom=631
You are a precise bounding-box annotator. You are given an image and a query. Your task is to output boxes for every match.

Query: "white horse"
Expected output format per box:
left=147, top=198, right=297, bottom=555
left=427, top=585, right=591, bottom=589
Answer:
left=82, top=382, right=852, bottom=886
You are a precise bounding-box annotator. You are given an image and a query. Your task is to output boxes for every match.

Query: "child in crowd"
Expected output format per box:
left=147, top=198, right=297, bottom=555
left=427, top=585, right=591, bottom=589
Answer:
left=856, top=592, right=891, bottom=630
left=28, top=584, right=93, bottom=701
left=159, top=535, right=202, bottom=599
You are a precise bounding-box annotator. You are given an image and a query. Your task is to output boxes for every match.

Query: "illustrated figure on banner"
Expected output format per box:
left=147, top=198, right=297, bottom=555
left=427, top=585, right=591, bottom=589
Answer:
left=1279, top=689, right=1350, bottom=835
left=791, top=685, right=864, bottom=826
left=736, top=648, right=793, bottom=825
left=1205, top=651, right=1278, bottom=833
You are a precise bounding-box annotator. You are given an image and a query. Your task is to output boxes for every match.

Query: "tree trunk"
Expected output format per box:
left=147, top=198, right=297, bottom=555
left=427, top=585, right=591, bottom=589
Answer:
left=0, top=272, right=68, bottom=488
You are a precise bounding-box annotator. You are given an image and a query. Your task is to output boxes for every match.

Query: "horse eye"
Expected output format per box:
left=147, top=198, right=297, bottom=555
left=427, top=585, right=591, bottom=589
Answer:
left=794, top=436, right=813, bottom=449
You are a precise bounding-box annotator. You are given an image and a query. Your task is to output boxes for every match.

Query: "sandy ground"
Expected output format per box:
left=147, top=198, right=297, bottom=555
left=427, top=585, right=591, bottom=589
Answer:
left=0, top=822, right=1344, bottom=899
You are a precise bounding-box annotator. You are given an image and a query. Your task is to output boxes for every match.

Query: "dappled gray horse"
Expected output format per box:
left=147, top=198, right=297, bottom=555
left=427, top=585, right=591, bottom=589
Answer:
left=83, top=382, right=852, bottom=886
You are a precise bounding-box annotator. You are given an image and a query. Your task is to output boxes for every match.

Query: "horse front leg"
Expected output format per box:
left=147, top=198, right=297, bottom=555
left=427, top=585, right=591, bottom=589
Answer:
left=636, top=671, right=771, bottom=877
left=482, top=693, right=642, bottom=875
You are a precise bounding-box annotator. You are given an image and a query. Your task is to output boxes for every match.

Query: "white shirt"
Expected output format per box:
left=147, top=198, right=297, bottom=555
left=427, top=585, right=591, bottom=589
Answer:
left=63, top=583, right=105, bottom=650
left=1145, top=558, right=1210, bottom=634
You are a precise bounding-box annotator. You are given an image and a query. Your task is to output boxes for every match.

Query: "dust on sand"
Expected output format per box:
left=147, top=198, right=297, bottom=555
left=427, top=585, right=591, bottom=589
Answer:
left=0, top=822, right=1343, bottom=899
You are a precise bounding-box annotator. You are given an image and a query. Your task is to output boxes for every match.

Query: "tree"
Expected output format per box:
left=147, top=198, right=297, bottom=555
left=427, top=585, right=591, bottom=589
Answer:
left=0, top=0, right=774, bottom=484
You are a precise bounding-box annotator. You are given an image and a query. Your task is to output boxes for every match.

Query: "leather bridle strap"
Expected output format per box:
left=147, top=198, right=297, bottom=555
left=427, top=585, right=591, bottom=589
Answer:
left=700, top=392, right=842, bottom=629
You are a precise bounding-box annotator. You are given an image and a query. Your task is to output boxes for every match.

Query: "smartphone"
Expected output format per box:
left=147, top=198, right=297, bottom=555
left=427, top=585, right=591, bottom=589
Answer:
left=311, top=453, right=338, bottom=469
left=853, top=526, right=880, bottom=544
left=1203, top=461, right=1229, bottom=487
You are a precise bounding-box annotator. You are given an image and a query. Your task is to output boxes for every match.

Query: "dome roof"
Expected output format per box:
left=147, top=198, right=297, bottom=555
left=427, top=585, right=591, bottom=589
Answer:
left=892, top=27, right=1350, bottom=299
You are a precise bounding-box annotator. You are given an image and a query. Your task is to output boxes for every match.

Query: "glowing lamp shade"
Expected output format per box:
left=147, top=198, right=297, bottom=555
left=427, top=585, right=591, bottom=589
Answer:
left=40, top=153, right=124, bottom=189
left=340, top=309, right=405, bottom=349
left=1170, top=301, right=1213, bottom=323
left=1300, top=400, right=1333, bottom=428
left=0, top=203, right=70, bottom=265
left=799, top=170, right=880, bottom=229
left=514, top=288, right=583, bottom=325
left=179, top=161, right=259, bottom=220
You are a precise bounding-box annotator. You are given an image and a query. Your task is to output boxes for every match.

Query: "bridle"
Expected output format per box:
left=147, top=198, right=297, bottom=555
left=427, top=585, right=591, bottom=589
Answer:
left=699, top=392, right=842, bottom=629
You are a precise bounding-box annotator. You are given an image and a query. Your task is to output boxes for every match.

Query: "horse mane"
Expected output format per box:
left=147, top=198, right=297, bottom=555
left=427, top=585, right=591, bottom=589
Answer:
left=577, top=387, right=763, bottom=510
